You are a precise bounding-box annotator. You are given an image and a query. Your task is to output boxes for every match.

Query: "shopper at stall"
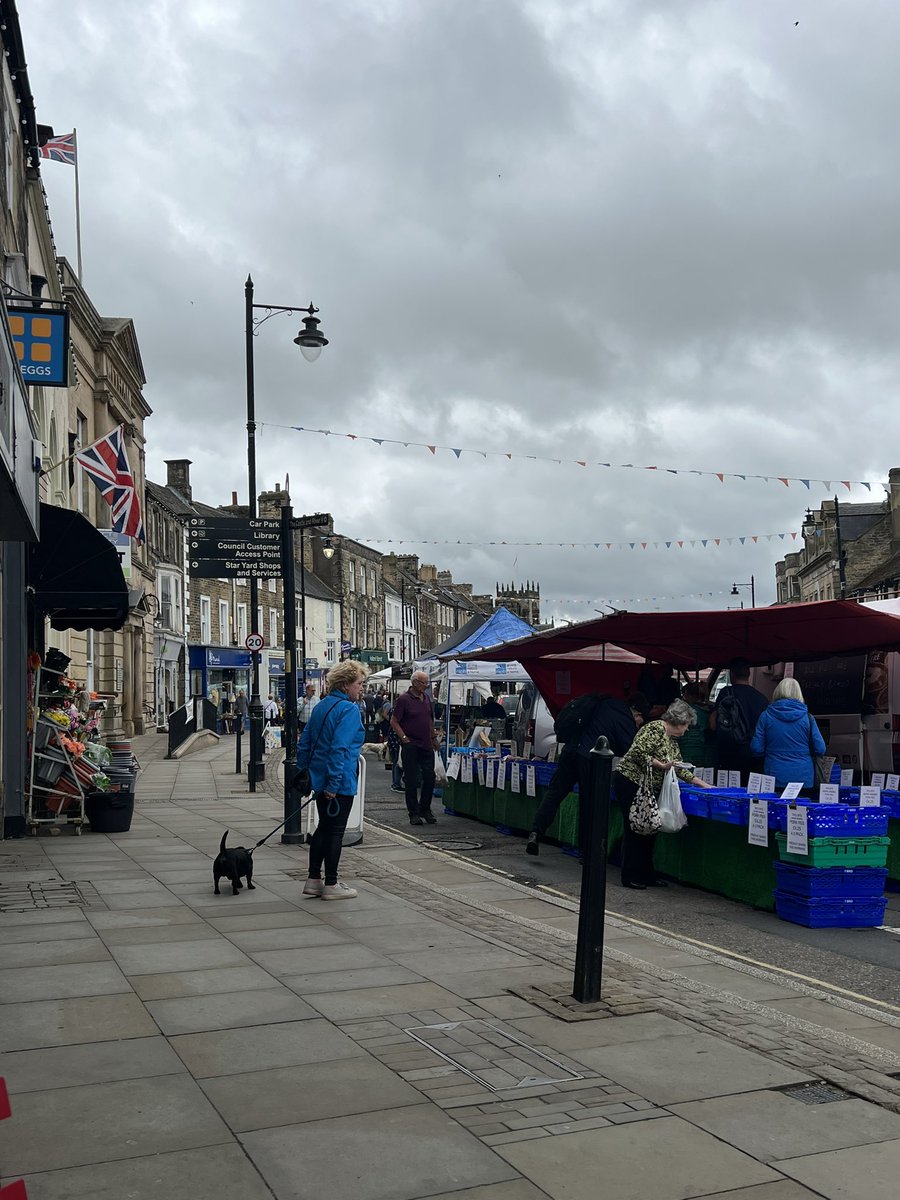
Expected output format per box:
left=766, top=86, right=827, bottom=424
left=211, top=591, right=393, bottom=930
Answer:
left=613, top=699, right=712, bottom=889
left=710, top=657, right=767, bottom=780
left=297, top=659, right=369, bottom=900
left=391, top=670, right=439, bottom=825
left=749, top=678, right=826, bottom=790
left=526, top=694, right=638, bottom=856
left=678, top=681, right=717, bottom=769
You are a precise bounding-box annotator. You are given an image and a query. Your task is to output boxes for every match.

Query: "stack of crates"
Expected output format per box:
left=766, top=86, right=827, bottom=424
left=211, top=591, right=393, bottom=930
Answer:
left=773, top=803, right=890, bottom=927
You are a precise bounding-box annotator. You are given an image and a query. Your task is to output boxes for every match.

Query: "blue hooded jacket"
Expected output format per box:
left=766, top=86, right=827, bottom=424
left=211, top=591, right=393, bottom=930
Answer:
left=296, top=691, right=364, bottom=796
left=749, top=698, right=826, bottom=788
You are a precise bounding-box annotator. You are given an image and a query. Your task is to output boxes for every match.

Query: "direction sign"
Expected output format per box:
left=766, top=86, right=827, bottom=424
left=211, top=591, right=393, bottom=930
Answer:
left=292, top=512, right=331, bottom=530
left=188, top=516, right=283, bottom=579
left=245, top=633, right=265, bottom=652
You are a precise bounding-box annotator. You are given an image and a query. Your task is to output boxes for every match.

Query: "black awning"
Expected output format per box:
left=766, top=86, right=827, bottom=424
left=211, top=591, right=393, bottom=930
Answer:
left=29, top=503, right=130, bottom=631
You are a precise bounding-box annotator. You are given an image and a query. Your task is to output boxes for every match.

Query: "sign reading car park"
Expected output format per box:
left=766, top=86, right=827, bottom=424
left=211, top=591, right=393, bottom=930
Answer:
left=244, top=633, right=265, bottom=653
left=188, top=516, right=281, bottom=579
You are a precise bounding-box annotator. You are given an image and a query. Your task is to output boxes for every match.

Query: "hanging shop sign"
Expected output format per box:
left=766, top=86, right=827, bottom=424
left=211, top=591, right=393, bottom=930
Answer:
left=7, top=306, right=70, bottom=387
left=187, top=516, right=281, bottom=579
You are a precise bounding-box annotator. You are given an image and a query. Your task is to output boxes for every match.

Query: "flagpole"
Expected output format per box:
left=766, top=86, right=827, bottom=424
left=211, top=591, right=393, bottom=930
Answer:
left=73, top=128, right=83, bottom=281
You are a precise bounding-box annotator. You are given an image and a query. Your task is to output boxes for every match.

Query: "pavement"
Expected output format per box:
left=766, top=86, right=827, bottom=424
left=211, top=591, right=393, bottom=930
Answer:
left=3, top=739, right=900, bottom=1198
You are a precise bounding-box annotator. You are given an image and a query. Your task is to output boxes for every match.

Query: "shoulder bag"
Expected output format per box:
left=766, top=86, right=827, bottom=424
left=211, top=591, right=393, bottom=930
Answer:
left=808, top=716, right=829, bottom=784
left=629, top=759, right=662, bottom=837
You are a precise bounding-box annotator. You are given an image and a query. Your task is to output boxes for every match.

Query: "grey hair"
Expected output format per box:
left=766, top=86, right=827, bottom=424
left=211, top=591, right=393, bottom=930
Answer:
left=325, top=659, right=369, bottom=693
left=661, top=699, right=697, bottom=728
left=773, top=677, right=805, bottom=703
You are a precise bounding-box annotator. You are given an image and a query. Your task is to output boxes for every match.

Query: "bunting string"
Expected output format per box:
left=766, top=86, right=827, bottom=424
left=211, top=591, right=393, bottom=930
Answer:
left=260, top=422, right=880, bottom=493
left=544, top=589, right=731, bottom=607
left=338, top=529, right=819, bottom=550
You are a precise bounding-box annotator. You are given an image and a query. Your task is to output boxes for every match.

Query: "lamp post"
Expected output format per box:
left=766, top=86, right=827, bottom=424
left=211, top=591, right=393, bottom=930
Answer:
left=833, top=496, right=847, bottom=599
left=244, top=275, right=328, bottom=791
left=729, top=576, right=755, bottom=609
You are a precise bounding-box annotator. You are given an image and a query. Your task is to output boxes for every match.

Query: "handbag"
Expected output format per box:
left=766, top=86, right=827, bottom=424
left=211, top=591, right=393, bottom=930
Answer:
left=808, top=716, right=829, bottom=784
left=629, top=761, right=662, bottom=837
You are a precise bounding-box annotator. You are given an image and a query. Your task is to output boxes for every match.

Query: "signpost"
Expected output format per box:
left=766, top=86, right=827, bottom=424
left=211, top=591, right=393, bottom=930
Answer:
left=187, top=516, right=281, bottom=579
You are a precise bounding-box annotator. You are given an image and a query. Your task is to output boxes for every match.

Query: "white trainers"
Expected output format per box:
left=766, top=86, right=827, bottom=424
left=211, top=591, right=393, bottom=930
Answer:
left=302, top=878, right=324, bottom=897
left=321, top=881, right=357, bottom=901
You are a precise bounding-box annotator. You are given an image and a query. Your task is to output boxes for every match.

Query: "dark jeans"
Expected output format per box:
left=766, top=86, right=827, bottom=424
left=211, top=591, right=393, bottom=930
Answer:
left=401, top=743, right=435, bottom=816
left=390, top=746, right=404, bottom=790
left=612, top=771, right=658, bottom=885
left=531, top=748, right=590, bottom=838
left=308, top=793, right=354, bottom=885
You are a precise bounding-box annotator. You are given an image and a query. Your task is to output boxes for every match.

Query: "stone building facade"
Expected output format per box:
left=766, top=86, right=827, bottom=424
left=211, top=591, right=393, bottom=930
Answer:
left=496, top=580, right=541, bottom=626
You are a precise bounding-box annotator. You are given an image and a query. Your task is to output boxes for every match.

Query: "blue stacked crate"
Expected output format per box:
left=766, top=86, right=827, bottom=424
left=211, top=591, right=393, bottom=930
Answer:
left=773, top=802, right=890, bottom=927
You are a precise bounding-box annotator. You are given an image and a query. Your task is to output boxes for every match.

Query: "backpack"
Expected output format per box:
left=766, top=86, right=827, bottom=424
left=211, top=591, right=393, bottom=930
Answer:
left=553, top=694, right=601, bottom=743
left=716, top=689, right=750, bottom=748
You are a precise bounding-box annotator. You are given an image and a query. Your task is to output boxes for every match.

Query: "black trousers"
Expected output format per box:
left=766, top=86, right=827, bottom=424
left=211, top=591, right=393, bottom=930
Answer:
left=401, top=743, right=435, bottom=816
left=308, top=793, right=354, bottom=885
left=531, top=748, right=591, bottom=838
left=612, top=771, right=658, bottom=885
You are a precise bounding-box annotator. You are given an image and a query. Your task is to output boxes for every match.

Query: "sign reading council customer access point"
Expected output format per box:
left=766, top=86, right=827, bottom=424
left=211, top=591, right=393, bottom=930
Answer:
left=188, top=516, right=281, bottom=579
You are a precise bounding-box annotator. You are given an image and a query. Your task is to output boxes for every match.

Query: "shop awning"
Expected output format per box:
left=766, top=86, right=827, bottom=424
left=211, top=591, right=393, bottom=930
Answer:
left=29, top=503, right=130, bottom=631
left=459, top=600, right=900, bottom=671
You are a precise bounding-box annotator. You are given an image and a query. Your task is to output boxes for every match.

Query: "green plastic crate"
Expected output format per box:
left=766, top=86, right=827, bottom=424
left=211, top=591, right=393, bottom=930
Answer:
left=775, top=833, right=890, bottom=868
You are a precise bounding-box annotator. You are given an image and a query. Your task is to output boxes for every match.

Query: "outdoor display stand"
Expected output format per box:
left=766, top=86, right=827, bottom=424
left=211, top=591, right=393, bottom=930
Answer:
left=302, top=754, right=367, bottom=846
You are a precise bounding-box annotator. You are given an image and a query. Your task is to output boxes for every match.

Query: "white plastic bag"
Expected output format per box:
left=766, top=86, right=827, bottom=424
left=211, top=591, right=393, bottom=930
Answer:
left=657, top=767, right=687, bottom=833
left=434, top=751, right=448, bottom=786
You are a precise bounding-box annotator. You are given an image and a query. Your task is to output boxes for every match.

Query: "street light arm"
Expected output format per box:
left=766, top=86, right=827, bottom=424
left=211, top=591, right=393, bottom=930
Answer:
left=250, top=302, right=320, bottom=335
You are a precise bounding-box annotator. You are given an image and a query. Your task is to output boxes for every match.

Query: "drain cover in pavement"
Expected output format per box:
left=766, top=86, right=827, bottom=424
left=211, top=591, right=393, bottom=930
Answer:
left=428, top=838, right=483, bottom=852
left=405, top=1019, right=584, bottom=1092
left=778, top=1081, right=851, bottom=1105
left=0, top=879, right=102, bottom=913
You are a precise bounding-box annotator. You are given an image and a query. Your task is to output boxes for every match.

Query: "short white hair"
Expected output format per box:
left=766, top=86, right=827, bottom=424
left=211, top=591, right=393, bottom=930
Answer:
left=774, top=678, right=805, bottom=703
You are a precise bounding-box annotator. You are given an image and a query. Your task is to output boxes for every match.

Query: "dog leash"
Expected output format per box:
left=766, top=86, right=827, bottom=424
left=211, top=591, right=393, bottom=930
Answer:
left=251, top=791, right=318, bottom=851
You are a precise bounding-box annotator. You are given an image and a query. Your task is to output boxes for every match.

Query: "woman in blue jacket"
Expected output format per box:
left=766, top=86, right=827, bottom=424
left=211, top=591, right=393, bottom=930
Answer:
left=750, top=678, right=826, bottom=790
left=296, top=659, right=368, bottom=900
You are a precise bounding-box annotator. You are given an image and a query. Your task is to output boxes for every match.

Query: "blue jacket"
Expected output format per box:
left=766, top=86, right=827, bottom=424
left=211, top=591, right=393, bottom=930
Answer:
left=296, top=691, right=364, bottom=796
left=749, top=698, right=826, bottom=788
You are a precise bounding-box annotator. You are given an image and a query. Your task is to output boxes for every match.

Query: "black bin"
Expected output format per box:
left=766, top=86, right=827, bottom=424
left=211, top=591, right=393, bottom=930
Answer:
left=85, top=789, right=135, bottom=833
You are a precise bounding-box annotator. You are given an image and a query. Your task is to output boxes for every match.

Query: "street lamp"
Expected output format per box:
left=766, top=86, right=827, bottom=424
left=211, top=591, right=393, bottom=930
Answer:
left=244, top=275, right=328, bottom=792
left=730, top=576, right=756, bottom=609
left=322, top=537, right=335, bottom=559
left=801, top=508, right=818, bottom=539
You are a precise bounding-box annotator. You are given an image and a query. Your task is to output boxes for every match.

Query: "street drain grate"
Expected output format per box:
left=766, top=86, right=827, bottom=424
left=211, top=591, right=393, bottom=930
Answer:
left=404, top=1019, right=585, bottom=1093
left=0, top=879, right=104, bottom=913
left=778, top=1081, right=851, bottom=1105
left=428, top=838, right=483, bottom=853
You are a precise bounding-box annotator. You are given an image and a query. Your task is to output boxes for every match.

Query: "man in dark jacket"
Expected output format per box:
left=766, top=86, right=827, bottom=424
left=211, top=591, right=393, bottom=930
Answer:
left=712, top=657, right=767, bottom=780
left=526, top=694, right=637, bottom=856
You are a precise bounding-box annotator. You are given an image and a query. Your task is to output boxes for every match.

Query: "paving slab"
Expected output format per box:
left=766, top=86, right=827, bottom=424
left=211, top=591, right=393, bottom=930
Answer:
left=427, top=965, right=573, bottom=999
left=415, top=1182, right=552, bottom=1200
left=310, top=903, right=424, bottom=929
left=568, top=1031, right=811, bottom=1105
left=130, top=963, right=280, bottom=1000
left=0, top=906, right=86, bottom=927
left=351, top=921, right=487, bottom=954
left=0, top=992, right=158, bottom=1051
left=0, top=920, right=97, bottom=945
left=18, top=1142, right=277, bottom=1200
left=200, top=1052, right=427, bottom=1131
left=107, top=936, right=253, bottom=975
left=509, top=1011, right=696, bottom=1053
left=281, top=964, right=424, bottom=995
left=0, top=960, right=132, bottom=1002
left=303, top=981, right=469, bottom=1020
left=85, top=906, right=206, bottom=929
left=224, top=924, right=353, bottom=951
left=0, top=936, right=111, bottom=967
left=205, top=909, right=323, bottom=932
left=95, top=922, right=221, bottom=946
left=779, top=1138, right=900, bottom=1199
left=671, top=1090, right=900, bottom=1162
left=0, top=1035, right=185, bottom=1092
left=170, top=1016, right=367, bottom=1077
left=495, top=1114, right=780, bottom=1200
left=0, top=1074, right=231, bottom=1175
left=248, top=943, right=394, bottom=976
left=663, top=1184, right=822, bottom=1200
left=145, top=985, right=318, bottom=1034
left=240, top=1103, right=518, bottom=1200
left=763, top=994, right=900, bottom=1036
left=665, top=962, right=803, bottom=1003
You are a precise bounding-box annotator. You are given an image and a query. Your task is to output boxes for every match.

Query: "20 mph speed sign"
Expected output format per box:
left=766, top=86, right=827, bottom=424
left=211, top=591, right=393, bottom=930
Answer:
left=244, top=633, right=265, bottom=653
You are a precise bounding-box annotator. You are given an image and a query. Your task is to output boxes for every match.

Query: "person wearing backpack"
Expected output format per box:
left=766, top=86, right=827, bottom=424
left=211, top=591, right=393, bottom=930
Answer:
left=525, top=692, right=639, bottom=856
left=710, top=657, right=767, bottom=781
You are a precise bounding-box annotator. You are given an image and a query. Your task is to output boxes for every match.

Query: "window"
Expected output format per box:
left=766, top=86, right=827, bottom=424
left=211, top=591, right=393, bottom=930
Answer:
left=257, top=606, right=263, bottom=636
left=200, top=596, right=211, bottom=644
left=159, top=574, right=174, bottom=629
left=389, top=636, right=396, bottom=658
left=360, top=565, right=366, bottom=596
left=370, top=571, right=376, bottom=598
left=237, top=603, right=248, bottom=645
left=325, top=639, right=336, bottom=663
left=269, top=608, right=279, bottom=646
left=219, top=600, right=229, bottom=644
left=326, top=602, right=335, bottom=633
left=76, top=412, right=88, bottom=514
left=349, top=561, right=355, bottom=592
left=296, top=603, right=302, bottom=634
left=349, top=608, right=357, bottom=638
left=268, top=578, right=276, bottom=594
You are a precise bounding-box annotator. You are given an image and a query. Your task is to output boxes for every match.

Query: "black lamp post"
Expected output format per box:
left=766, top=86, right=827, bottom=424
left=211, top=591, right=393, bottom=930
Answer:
left=729, top=575, right=755, bottom=609
left=244, top=276, right=328, bottom=792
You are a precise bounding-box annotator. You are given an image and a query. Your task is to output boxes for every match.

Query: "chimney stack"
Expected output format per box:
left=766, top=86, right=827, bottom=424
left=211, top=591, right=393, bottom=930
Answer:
left=165, top=459, right=192, bottom=502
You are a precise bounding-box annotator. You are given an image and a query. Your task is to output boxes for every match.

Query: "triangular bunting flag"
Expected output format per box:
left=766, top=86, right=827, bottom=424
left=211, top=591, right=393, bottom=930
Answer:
left=451, top=448, right=462, bottom=458
left=427, top=445, right=436, bottom=454
left=716, top=473, right=724, bottom=483
left=778, top=477, right=790, bottom=487
left=800, top=479, right=810, bottom=488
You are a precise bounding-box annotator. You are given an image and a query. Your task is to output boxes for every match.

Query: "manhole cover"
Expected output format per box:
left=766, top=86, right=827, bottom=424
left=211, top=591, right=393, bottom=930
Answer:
left=0, top=879, right=104, bottom=913
left=0, top=853, right=27, bottom=870
left=404, top=1019, right=585, bottom=1093
left=778, top=1081, right=851, bottom=1105
left=429, top=838, right=483, bottom=852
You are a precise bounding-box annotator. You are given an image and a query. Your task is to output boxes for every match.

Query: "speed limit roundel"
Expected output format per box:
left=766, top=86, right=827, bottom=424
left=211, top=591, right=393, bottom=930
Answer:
left=244, top=633, right=265, bottom=653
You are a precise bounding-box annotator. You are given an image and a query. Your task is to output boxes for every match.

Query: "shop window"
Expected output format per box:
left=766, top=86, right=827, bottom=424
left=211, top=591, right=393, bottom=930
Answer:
left=200, top=596, right=212, bottom=644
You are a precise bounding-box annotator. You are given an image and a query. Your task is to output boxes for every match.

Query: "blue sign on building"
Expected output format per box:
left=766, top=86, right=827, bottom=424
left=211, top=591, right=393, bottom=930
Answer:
left=7, top=307, right=70, bottom=387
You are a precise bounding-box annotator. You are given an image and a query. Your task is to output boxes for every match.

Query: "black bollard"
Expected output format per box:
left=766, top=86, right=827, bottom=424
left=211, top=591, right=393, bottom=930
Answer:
left=235, top=719, right=242, bottom=775
left=572, top=734, right=614, bottom=1004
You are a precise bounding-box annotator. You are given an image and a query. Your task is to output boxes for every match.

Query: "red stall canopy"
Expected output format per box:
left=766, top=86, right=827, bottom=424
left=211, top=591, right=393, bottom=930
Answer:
left=459, top=601, right=900, bottom=712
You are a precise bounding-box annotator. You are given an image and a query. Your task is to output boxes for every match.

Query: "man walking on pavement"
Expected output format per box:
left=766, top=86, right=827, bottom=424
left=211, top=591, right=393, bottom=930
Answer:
left=235, top=688, right=250, bottom=732
left=391, top=670, right=438, bottom=825
left=298, top=682, right=319, bottom=737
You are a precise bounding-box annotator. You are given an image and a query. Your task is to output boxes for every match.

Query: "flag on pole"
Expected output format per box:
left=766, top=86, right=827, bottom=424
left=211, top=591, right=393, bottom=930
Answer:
left=39, top=132, right=77, bottom=165
left=75, top=425, right=145, bottom=543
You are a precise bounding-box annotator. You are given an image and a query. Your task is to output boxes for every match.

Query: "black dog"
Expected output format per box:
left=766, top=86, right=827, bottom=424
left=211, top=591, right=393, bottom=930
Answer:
left=213, top=831, right=255, bottom=896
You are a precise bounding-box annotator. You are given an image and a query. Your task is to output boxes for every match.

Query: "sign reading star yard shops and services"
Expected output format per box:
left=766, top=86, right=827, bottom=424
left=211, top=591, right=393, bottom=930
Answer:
left=188, top=516, right=282, bottom=579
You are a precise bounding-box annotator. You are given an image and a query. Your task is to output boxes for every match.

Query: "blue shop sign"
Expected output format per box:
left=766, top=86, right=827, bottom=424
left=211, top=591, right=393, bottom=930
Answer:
left=206, top=647, right=251, bottom=668
left=8, top=306, right=70, bottom=387
left=269, top=657, right=285, bottom=674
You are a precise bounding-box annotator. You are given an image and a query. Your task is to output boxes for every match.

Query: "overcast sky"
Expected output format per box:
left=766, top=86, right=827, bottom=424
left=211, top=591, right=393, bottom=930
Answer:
left=21, top=0, right=900, bottom=622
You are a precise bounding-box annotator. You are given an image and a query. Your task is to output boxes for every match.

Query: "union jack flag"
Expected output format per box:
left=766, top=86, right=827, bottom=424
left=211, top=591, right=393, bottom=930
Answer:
left=75, top=426, right=145, bottom=543
left=39, top=132, right=76, bottom=166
